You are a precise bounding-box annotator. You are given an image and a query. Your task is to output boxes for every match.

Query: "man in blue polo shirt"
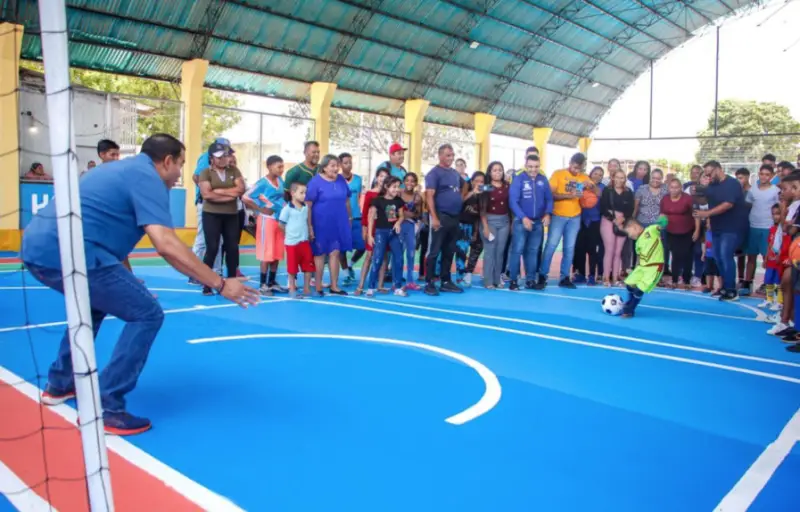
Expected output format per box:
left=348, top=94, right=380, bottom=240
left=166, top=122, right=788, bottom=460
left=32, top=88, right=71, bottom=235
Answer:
left=508, top=154, right=553, bottom=290
left=22, top=134, right=258, bottom=436
left=694, top=160, right=749, bottom=301
left=424, top=143, right=468, bottom=296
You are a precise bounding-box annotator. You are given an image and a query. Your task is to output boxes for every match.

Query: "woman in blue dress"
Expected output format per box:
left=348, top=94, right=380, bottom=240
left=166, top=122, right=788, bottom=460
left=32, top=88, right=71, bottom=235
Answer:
left=306, top=154, right=353, bottom=296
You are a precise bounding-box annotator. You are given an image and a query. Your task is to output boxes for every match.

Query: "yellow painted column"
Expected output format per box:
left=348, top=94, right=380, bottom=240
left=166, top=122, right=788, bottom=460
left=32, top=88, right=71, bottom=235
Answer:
left=180, top=59, right=209, bottom=229
left=474, top=113, right=496, bottom=172
left=578, top=136, right=592, bottom=156
left=404, top=99, right=430, bottom=176
left=533, top=127, right=553, bottom=172
left=0, top=24, right=23, bottom=251
left=310, top=82, right=337, bottom=155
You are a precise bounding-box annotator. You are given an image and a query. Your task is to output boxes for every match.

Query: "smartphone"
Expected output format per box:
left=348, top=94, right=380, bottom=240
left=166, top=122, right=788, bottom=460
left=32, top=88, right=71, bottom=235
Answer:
left=481, top=185, right=495, bottom=192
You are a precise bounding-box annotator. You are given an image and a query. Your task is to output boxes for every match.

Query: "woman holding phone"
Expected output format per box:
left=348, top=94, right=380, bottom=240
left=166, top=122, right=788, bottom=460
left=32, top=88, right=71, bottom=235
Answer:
left=479, top=161, right=510, bottom=288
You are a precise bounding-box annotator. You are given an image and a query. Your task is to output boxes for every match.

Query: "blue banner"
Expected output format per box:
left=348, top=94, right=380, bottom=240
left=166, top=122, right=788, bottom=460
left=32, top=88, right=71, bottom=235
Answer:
left=19, top=183, right=187, bottom=229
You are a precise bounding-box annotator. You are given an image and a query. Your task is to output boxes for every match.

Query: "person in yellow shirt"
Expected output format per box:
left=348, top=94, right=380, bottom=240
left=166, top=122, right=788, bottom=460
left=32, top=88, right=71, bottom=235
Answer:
left=537, top=152, right=595, bottom=289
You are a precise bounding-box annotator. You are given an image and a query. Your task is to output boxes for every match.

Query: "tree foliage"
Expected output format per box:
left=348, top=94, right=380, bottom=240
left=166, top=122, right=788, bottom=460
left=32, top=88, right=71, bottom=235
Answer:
left=696, top=99, right=800, bottom=163
left=288, top=102, right=476, bottom=166
left=21, top=61, right=241, bottom=147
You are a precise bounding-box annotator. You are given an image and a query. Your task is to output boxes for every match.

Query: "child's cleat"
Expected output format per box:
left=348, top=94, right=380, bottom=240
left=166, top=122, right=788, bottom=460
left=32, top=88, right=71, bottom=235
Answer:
left=41, top=386, right=75, bottom=406
left=102, top=411, right=151, bottom=436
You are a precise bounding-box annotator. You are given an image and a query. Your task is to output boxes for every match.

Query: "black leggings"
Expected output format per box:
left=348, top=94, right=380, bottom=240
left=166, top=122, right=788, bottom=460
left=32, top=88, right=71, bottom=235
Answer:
left=667, top=231, right=693, bottom=284
left=203, top=211, right=240, bottom=278
left=573, top=221, right=602, bottom=277
left=417, top=225, right=429, bottom=279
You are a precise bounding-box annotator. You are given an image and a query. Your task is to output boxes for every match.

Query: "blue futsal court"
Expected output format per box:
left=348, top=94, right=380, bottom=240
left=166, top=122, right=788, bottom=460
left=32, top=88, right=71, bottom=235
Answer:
left=1, top=264, right=799, bottom=511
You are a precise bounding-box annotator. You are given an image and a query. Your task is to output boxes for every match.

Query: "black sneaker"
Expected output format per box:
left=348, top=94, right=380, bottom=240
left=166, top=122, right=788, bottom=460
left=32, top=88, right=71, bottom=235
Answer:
left=509, top=280, right=520, bottom=291
left=776, top=326, right=796, bottom=337
left=719, top=291, right=739, bottom=302
left=424, top=283, right=440, bottom=296
left=103, top=411, right=152, bottom=436
left=524, top=281, right=536, bottom=290
left=787, top=343, right=800, bottom=353
left=440, top=281, right=464, bottom=293
left=558, top=278, right=576, bottom=289
left=535, top=275, right=547, bottom=290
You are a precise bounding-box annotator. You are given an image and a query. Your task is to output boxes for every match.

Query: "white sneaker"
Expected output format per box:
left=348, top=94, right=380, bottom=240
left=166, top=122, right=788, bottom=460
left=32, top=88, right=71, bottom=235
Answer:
left=770, top=302, right=783, bottom=312
left=690, top=277, right=701, bottom=288
left=464, top=274, right=472, bottom=287
left=394, top=288, right=408, bottom=297
left=365, top=289, right=375, bottom=297
left=757, top=300, right=771, bottom=309
left=768, top=322, right=788, bottom=335
left=766, top=313, right=781, bottom=324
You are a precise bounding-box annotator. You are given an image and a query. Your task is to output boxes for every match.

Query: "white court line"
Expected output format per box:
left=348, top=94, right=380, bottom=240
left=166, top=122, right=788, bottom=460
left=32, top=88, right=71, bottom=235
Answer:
left=0, top=298, right=290, bottom=334
left=345, top=297, right=800, bottom=370
left=0, top=286, right=201, bottom=294
left=495, top=287, right=762, bottom=322
left=0, top=460, right=58, bottom=512
left=189, top=334, right=501, bottom=425
left=714, top=407, right=800, bottom=512
left=0, top=367, right=244, bottom=512
left=283, top=298, right=800, bottom=386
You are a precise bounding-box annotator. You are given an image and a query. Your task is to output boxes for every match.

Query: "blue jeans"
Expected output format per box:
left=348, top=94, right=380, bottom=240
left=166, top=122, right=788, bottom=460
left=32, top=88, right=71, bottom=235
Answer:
left=400, top=221, right=416, bottom=283
left=693, top=239, right=704, bottom=279
left=712, top=231, right=740, bottom=294
left=540, top=214, right=581, bottom=281
left=509, top=218, right=544, bottom=283
left=367, top=228, right=404, bottom=289
left=25, top=263, right=165, bottom=413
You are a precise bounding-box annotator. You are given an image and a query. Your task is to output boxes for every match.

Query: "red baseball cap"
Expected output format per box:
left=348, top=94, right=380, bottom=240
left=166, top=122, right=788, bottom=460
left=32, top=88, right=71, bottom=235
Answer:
left=388, top=142, right=407, bottom=154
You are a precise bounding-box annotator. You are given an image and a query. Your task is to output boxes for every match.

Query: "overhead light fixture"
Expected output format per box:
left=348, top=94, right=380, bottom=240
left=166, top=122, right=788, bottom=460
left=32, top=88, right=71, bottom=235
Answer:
left=591, top=81, right=599, bottom=88
left=469, top=41, right=480, bottom=49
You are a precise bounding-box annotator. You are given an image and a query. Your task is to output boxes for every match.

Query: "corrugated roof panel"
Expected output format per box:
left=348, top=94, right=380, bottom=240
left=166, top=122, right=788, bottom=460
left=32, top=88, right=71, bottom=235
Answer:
left=283, top=0, right=356, bottom=28
left=332, top=89, right=405, bottom=115
left=205, top=39, right=321, bottom=83
left=424, top=106, right=474, bottom=128
left=364, top=14, right=450, bottom=58
left=426, top=87, right=488, bottom=114
left=449, top=44, right=515, bottom=77
left=388, top=0, right=474, bottom=36
left=435, top=64, right=499, bottom=100
left=348, top=40, right=423, bottom=81
left=500, top=81, right=560, bottom=112
left=473, top=17, right=534, bottom=55
left=515, top=59, right=572, bottom=92
left=492, top=119, right=532, bottom=140
left=337, top=70, right=416, bottom=100
left=206, top=66, right=311, bottom=99
left=71, top=0, right=203, bottom=31
left=551, top=130, right=579, bottom=148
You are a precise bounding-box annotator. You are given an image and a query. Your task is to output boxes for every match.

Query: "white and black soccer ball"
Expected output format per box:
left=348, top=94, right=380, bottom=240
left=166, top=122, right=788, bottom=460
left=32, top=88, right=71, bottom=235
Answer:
left=601, top=294, right=625, bottom=316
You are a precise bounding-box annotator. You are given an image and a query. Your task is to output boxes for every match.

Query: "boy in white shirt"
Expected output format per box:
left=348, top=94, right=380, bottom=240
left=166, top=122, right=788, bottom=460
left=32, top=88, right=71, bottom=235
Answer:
left=743, top=165, right=780, bottom=295
left=278, top=183, right=315, bottom=299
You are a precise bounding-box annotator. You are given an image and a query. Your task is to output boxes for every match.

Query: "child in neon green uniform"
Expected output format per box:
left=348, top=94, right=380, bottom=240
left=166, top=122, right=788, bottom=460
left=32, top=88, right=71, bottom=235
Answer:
left=619, top=215, right=668, bottom=317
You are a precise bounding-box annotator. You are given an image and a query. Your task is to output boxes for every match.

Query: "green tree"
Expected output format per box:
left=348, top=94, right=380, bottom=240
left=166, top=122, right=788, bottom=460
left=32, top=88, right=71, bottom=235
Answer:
left=696, top=99, right=800, bottom=164
left=21, top=61, right=241, bottom=147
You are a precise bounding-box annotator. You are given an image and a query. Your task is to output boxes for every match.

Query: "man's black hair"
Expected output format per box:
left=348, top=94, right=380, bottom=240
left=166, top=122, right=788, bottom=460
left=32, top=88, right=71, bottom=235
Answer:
left=455, top=158, right=467, bottom=165
left=734, top=167, right=750, bottom=177
left=526, top=154, right=540, bottom=163
left=97, top=139, right=120, bottom=155
left=777, top=161, right=795, bottom=171
left=703, top=160, right=722, bottom=169
left=304, top=140, right=320, bottom=152
left=760, top=164, right=775, bottom=173
left=141, top=134, right=185, bottom=163
left=338, top=152, right=352, bottom=161
left=266, top=155, right=283, bottom=167
left=570, top=152, right=586, bottom=166
left=762, top=153, right=777, bottom=163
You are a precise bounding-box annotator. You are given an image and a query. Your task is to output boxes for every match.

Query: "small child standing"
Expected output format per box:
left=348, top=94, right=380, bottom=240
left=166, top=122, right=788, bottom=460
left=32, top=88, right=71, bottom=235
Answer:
left=278, top=183, right=315, bottom=299
left=760, top=204, right=790, bottom=312
left=399, top=173, right=422, bottom=290
left=246, top=155, right=287, bottom=296
left=702, top=221, right=721, bottom=295
left=366, top=176, right=406, bottom=297
left=618, top=216, right=667, bottom=318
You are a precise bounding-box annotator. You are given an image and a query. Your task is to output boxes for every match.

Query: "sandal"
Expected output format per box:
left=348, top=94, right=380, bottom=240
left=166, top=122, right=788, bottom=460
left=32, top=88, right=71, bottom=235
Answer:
left=354, top=288, right=363, bottom=296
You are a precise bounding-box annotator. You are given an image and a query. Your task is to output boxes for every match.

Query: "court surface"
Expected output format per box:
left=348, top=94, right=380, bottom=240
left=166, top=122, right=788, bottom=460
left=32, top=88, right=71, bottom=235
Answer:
left=1, top=260, right=799, bottom=512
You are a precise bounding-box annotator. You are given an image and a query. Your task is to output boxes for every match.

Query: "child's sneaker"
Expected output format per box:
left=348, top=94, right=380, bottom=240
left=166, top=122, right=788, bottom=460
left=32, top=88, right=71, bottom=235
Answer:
left=766, top=313, right=781, bottom=324
left=394, top=288, right=408, bottom=297
left=406, top=282, right=421, bottom=291
left=768, top=322, right=790, bottom=335
left=270, top=283, right=288, bottom=293
left=259, top=284, right=273, bottom=296
left=366, top=289, right=376, bottom=297
left=41, top=385, right=75, bottom=406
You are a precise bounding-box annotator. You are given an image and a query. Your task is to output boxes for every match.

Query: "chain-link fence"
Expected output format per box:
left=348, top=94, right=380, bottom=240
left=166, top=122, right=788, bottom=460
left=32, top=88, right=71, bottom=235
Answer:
left=422, top=122, right=478, bottom=173
left=18, top=78, right=184, bottom=176
left=590, top=134, right=800, bottom=183
left=330, top=117, right=409, bottom=186
left=203, top=104, right=315, bottom=186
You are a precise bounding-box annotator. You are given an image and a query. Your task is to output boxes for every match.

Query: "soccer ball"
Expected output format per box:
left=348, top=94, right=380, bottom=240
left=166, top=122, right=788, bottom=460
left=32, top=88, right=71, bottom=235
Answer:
left=601, top=294, right=625, bottom=316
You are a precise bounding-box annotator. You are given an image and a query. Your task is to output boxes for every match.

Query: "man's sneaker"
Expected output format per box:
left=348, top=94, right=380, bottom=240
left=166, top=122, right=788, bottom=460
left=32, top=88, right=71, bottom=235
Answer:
left=394, top=288, right=408, bottom=297
left=534, top=275, right=547, bottom=290
left=768, top=322, right=789, bottom=335
left=719, top=291, right=739, bottom=302
left=259, top=284, right=273, bottom=297
left=41, top=386, right=75, bottom=406
left=586, top=275, right=597, bottom=286
left=440, top=281, right=464, bottom=293
left=558, top=278, right=576, bottom=289
left=424, top=283, right=440, bottom=296
left=102, top=411, right=152, bottom=436
left=509, top=280, right=520, bottom=291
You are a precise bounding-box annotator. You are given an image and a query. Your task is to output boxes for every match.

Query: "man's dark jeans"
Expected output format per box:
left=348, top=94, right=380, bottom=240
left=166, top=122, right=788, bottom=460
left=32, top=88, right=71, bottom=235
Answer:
left=25, top=263, right=164, bottom=412
left=426, top=212, right=460, bottom=284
